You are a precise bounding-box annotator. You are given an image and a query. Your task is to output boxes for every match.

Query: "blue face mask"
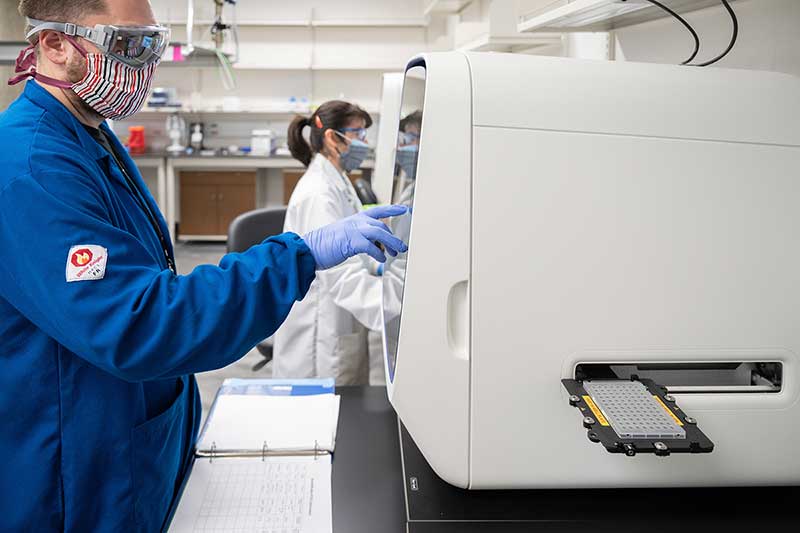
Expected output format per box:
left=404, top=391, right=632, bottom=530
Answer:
left=396, top=144, right=419, bottom=180
left=335, top=131, right=371, bottom=173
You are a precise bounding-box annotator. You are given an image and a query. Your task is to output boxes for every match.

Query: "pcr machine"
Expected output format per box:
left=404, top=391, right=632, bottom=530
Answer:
left=381, top=51, right=800, bottom=490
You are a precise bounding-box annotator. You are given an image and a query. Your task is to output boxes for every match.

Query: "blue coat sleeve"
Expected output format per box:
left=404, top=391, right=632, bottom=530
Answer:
left=0, top=172, right=316, bottom=382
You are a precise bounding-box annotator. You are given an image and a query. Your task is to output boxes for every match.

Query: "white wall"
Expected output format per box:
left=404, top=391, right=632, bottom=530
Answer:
left=614, top=0, right=800, bottom=75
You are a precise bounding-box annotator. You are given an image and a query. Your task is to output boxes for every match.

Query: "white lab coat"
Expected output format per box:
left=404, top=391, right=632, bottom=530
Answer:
left=273, top=154, right=384, bottom=385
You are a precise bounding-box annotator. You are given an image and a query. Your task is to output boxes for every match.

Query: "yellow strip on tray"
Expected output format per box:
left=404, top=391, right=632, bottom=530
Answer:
left=653, top=395, right=684, bottom=426
left=582, top=395, right=609, bottom=426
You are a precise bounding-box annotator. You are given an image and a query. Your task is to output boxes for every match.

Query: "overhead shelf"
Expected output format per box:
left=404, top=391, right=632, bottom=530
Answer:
left=166, top=18, right=429, bottom=28
left=0, top=41, right=27, bottom=66
left=518, top=0, right=740, bottom=33
left=139, top=107, right=311, bottom=116
left=458, top=33, right=562, bottom=53
left=310, top=19, right=430, bottom=28
left=159, top=43, right=233, bottom=68
left=232, top=63, right=312, bottom=71
left=454, top=1, right=561, bottom=54
left=232, top=63, right=403, bottom=72
left=138, top=106, right=380, bottom=116
left=174, top=19, right=310, bottom=27
left=424, top=0, right=475, bottom=16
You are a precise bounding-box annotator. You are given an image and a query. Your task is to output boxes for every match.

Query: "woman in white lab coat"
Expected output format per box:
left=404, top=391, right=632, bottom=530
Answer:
left=273, top=101, right=382, bottom=385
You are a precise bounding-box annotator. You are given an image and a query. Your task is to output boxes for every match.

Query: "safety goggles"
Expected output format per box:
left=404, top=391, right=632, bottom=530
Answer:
left=337, top=127, right=368, bottom=142
left=26, top=18, right=170, bottom=68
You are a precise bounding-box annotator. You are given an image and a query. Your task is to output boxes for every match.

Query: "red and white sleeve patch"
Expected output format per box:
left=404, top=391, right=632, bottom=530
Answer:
left=66, top=245, right=108, bottom=282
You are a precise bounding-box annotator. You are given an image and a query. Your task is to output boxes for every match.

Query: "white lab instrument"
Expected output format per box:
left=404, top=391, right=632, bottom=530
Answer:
left=165, top=113, right=187, bottom=154
left=189, top=122, right=204, bottom=151
left=382, top=51, right=800, bottom=489
left=250, top=129, right=276, bottom=156
left=372, top=73, right=405, bottom=204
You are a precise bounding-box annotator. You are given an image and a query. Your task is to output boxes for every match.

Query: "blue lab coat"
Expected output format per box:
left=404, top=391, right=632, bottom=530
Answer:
left=0, top=81, right=317, bottom=532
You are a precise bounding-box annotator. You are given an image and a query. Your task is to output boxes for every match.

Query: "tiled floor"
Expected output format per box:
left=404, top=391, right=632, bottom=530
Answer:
left=173, top=242, right=272, bottom=422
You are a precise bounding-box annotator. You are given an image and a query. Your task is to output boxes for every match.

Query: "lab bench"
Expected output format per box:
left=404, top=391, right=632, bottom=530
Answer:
left=131, top=154, right=374, bottom=241
left=331, top=387, right=799, bottom=533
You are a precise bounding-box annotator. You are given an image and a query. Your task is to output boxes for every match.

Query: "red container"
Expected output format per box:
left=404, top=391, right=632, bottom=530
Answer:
left=128, top=126, right=146, bottom=155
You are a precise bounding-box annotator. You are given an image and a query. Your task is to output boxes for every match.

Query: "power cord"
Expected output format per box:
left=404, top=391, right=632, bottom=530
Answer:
left=645, top=0, right=700, bottom=65
left=692, top=0, right=739, bottom=66
left=643, top=0, right=738, bottom=67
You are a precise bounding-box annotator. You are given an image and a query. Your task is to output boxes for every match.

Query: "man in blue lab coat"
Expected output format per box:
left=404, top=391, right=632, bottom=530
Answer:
left=0, top=1, right=406, bottom=531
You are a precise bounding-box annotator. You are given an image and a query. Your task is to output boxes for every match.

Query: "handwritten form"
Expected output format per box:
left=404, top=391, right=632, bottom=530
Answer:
left=169, top=456, right=332, bottom=533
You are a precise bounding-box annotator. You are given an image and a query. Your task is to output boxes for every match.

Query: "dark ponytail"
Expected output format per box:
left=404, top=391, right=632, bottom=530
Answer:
left=286, top=100, right=373, bottom=167
left=287, top=115, right=313, bottom=167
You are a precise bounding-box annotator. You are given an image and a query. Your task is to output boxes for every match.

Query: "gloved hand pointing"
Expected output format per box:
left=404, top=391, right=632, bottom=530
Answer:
left=303, top=205, right=409, bottom=270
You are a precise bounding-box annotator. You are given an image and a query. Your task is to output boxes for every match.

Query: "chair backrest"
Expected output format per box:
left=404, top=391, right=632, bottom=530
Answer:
left=353, top=178, right=379, bottom=205
left=227, top=206, right=288, bottom=253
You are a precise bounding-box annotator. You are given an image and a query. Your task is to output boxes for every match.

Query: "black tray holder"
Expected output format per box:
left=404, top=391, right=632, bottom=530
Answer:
left=561, top=377, right=715, bottom=457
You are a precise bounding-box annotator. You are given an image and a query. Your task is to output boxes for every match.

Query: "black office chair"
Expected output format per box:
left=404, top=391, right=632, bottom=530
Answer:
left=353, top=178, right=378, bottom=205
left=227, top=206, right=288, bottom=371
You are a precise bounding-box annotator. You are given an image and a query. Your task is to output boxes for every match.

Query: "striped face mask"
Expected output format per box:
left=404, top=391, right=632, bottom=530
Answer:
left=9, top=34, right=158, bottom=121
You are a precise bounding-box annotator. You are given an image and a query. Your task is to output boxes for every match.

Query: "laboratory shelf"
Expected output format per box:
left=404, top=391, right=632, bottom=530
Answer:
left=458, top=33, right=561, bottom=53
left=0, top=41, right=28, bottom=66
left=311, top=19, right=430, bottom=28
left=424, top=0, right=475, bottom=17
left=518, top=0, right=740, bottom=33
left=231, top=63, right=404, bottom=72
left=163, top=18, right=429, bottom=28
left=138, top=108, right=310, bottom=116
left=137, top=107, right=380, bottom=116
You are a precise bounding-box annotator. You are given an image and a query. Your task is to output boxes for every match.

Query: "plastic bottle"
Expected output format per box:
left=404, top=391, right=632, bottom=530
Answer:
left=128, top=126, right=146, bottom=155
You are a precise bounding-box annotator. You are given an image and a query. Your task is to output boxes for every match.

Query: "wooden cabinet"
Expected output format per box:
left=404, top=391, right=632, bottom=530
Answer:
left=283, top=170, right=304, bottom=205
left=179, top=171, right=256, bottom=239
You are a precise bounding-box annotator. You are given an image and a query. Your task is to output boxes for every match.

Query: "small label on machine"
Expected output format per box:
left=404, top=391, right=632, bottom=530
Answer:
left=582, top=395, right=609, bottom=426
left=653, top=395, right=684, bottom=427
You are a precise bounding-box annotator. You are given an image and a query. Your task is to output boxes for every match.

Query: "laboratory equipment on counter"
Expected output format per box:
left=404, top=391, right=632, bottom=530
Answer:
left=189, top=122, right=205, bottom=151
left=183, top=0, right=239, bottom=90
left=210, top=0, right=239, bottom=61
left=381, top=51, right=800, bottom=490
left=250, top=130, right=275, bottom=156
left=127, top=126, right=146, bottom=155
left=148, top=87, right=179, bottom=108
left=166, top=113, right=187, bottom=155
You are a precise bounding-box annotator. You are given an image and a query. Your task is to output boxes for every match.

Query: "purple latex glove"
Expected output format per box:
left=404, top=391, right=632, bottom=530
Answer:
left=303, top=205, right=409, bottom=270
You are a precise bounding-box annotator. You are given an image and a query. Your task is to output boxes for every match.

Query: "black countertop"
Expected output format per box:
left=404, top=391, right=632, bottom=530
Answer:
left=335, top=386, right=800, bottom=533
left=332, top=386, right=406, bottom=533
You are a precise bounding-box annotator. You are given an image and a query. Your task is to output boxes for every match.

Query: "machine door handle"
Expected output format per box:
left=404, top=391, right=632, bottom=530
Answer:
left=446, top=280, right=469, bottom=360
